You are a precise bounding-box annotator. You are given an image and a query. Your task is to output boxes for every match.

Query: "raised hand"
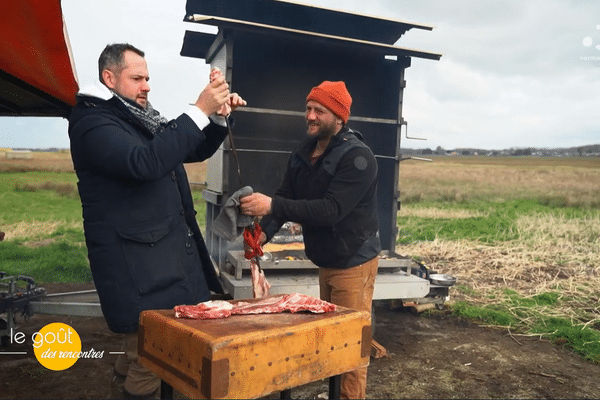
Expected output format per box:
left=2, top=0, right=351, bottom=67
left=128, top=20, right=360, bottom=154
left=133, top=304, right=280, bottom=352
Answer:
left=195, top=68, right=230, bottom=116
left=209, top=68, right=247, bottom=116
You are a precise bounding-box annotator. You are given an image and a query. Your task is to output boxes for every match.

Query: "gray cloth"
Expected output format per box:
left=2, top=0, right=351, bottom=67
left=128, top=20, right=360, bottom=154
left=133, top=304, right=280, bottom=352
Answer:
left=212, top=186, right=254, bottom=240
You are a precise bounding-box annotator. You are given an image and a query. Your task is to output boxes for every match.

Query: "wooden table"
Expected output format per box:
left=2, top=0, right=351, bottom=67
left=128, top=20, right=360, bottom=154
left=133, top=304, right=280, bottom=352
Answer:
left=138, top=305, right=371, bottom=399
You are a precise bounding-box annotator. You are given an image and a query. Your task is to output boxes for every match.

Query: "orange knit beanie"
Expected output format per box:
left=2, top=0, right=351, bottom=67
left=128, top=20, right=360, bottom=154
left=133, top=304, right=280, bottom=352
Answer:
left=306, top=81, right=352, bottom=124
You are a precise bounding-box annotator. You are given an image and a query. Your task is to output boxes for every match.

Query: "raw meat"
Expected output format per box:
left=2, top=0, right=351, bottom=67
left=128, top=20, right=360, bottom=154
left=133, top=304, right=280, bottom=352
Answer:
left=251, top=258, right=271, bottom=298
left=209, top=67, right=222, bottom=83
left=243, top=222, right=271, bottom=298
left=209, top=67, right=229, bottom=116
left=174, top=293, right=336, bottom=320
left=174, top=300, right=233, bottom=319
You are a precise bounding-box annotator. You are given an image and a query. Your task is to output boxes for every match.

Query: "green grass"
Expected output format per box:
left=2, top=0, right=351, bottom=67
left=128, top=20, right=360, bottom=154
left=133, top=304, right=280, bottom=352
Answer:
left=0, top=172, right=81, bottom=223
left=504, top=289, right=561, bottom=307
left=397, top=198, right=597, bottom=244
left=192, top=189, right=207, bottom=229
left=451, top=291, right=600, bottom=364
left=538, top=319, right=600, bottom=364
left=452, top=301, right=519, bottom=326
left=0, top=239, right=91, bottom=283
left=0, top=171, right=86, bottom=283
left=0, top=171, right=209, bottom=284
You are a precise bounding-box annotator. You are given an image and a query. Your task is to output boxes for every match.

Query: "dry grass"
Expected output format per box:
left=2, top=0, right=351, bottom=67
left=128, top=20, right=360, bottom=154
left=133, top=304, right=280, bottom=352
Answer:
left=14, top=181, right=78, bottom=197
left=400, top=208, right=487, bottom=219
left=0, top=151, right=74, bottom=173
left=0, top=151, right=209, bottom=186
left=400, top=156, right=600, bottom=207
left=3, top=220, right=83, bottom=241
left=397, top=211, right=600, bottom=328
left=397, top=156, right=600, bottom=330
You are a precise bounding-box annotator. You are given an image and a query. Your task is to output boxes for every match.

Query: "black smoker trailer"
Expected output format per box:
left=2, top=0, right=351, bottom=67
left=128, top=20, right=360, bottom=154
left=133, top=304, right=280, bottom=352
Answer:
left=181, top=0, right=454, bottom=305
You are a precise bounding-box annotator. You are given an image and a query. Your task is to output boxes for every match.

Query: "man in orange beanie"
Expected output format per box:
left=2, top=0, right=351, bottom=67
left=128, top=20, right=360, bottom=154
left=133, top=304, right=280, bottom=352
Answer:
left=241, top=81, right=380, bottom=399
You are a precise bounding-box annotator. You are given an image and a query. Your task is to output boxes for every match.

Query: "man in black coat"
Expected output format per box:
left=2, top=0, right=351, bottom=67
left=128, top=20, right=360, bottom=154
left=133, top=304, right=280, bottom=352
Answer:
left=240, top=81, right=380, bottom=399
left=68, top=43, right=245, bottom=398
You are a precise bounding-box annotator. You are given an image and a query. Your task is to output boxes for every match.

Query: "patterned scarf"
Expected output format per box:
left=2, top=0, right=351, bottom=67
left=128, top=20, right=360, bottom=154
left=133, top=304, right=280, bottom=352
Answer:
left=112, top=91, right=168, bottom=136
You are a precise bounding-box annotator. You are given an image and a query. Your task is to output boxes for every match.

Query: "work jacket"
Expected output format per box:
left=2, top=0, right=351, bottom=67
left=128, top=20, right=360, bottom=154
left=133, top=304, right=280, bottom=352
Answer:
left=261, top=128, right=381, bottom=269
left=68, top=84, right=225, bottom=333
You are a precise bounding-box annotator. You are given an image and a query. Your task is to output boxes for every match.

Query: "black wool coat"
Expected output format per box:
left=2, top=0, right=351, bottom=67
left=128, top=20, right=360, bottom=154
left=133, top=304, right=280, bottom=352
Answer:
left=68, top=92, right=226, bottom=333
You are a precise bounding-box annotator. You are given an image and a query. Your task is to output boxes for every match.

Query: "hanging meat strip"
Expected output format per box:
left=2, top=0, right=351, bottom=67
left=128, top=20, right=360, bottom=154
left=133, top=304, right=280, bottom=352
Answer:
left=244, top=221, right=271, bottom=298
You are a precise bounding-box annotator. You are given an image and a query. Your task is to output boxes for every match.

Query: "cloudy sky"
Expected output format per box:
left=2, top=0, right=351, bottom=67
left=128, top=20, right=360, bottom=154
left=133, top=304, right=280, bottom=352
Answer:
left=2, top=0, right=599, bottom=150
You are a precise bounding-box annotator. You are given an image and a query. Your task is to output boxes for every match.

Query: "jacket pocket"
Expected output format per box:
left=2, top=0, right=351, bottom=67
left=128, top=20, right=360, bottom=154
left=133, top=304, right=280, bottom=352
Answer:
left=117, top=216, right=186, bottom=297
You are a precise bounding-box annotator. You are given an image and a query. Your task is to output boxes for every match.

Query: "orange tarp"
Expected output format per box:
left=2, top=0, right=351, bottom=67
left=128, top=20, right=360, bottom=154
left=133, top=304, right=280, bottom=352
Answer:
left=0, top=0, right=78, bottom=108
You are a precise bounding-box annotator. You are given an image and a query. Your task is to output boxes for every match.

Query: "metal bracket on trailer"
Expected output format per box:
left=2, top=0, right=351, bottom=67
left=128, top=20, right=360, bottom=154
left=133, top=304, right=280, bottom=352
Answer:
left=1, top=272, right=102, bottom=346
left=29, top=290, right=102, bottom=317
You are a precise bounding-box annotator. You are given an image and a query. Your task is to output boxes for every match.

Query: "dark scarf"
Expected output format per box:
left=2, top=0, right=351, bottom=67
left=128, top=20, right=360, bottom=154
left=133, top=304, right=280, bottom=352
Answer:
left=112, top=91, right=168, bottom=136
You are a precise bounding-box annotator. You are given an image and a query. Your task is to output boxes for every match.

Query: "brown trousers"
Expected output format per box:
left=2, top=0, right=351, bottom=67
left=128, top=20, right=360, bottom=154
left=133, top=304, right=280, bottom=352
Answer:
left=114, top=333, right=161, bottom=397
left=319, top=257, right=379, bottom=400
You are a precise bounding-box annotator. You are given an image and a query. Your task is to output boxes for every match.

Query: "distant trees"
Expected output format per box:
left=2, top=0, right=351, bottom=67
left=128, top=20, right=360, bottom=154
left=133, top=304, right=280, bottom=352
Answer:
left=512, top=148, right=532, bottom=156
left=402, top=144, right=600, bottom=157
left=577, top=145, right=600, bottom=155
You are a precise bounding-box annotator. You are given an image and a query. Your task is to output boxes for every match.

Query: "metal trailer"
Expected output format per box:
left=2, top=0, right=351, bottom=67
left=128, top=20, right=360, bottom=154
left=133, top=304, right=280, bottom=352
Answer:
left=180, top=0, right=454, bottom=304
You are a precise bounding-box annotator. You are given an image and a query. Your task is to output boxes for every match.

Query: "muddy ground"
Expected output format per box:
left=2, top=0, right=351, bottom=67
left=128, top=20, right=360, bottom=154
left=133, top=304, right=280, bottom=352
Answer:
left=1, top=283, right=599, bottom=399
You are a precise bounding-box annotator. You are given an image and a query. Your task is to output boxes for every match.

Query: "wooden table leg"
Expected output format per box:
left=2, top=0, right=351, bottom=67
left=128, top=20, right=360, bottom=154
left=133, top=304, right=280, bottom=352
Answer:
left=161, top=380, right=173, bottom=399
left=329, top=375, right=341, bottom=399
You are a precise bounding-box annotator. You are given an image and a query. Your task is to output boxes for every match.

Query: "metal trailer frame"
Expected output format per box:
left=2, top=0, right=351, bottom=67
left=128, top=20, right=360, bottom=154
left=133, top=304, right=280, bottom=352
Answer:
left=0, top=273, right=103, bottom=346
left=0, top=278, right=102, bottom=321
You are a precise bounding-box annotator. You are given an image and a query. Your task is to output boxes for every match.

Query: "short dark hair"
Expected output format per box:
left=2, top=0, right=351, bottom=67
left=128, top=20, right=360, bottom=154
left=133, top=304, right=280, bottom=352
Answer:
left=98, top=43, right=145, bottom=84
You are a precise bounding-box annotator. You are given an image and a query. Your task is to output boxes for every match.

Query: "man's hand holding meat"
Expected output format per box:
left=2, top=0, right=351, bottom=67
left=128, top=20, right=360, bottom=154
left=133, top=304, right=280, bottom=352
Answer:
left=240, top=192, right=272, bottom=217
left=194, top=74, right=230, bottom=116
left=240, top=193, right=270, bottom=247
left=201, top=67, right=247, bottom=117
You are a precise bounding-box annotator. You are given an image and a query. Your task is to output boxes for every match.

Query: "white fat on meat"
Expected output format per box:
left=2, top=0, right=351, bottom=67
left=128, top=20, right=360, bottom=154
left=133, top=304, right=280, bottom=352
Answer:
left=251, top=259, right=271, bottom=298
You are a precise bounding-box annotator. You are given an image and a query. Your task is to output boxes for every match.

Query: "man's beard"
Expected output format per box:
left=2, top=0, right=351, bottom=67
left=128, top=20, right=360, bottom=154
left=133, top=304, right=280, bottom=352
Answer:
left=306, top=120, right=336, bottom=140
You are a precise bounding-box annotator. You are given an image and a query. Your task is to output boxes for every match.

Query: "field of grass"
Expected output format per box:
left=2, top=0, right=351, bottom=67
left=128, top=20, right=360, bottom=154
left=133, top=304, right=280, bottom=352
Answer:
left=1, top=152, right=599, bottom=361
left=397, top=155, right=600, bottom=362
left=0, top=153, right=88, bottom=282
left=0, top=152, right=207, bottom=283
left=400, top=156, right=600, bottom=208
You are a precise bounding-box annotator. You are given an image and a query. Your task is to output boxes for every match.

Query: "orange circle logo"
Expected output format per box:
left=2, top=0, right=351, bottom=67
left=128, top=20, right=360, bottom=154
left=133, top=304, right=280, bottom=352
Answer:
left=32, top=323, right=81, bottom=371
